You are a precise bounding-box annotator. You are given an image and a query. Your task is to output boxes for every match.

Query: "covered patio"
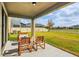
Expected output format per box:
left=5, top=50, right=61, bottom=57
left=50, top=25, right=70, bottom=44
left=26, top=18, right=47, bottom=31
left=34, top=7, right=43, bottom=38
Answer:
left=0, top=2, right=76, bottom=56
left=3, top=41, right=75, bottom=57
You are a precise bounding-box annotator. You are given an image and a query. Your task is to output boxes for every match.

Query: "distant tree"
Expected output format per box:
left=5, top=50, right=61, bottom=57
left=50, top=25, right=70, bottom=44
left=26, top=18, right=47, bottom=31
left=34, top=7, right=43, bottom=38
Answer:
left=47, top=19, right=54, bottom=31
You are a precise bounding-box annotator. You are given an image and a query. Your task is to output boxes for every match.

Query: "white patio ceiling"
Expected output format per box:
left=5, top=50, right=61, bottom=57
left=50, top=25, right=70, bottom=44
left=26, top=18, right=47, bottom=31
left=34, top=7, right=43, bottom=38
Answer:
left=4, top=2, right=72, bottom=19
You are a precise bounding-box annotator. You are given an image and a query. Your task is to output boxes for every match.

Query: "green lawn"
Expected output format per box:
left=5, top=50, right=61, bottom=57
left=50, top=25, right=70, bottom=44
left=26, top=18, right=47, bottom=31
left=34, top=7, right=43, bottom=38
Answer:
left=8, top=29, right=79, bottom=56
left=8, top=33, right=18, bottom=41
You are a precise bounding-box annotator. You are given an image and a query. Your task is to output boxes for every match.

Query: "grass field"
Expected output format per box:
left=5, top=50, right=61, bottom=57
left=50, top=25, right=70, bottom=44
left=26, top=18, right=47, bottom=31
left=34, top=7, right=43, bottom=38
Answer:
left=8, top=29, right=79, bottom=56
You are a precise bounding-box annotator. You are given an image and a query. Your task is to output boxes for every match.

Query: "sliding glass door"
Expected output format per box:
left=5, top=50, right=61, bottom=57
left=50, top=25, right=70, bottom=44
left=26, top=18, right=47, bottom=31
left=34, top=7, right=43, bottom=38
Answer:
left=2, top=7, right=7, bottom=48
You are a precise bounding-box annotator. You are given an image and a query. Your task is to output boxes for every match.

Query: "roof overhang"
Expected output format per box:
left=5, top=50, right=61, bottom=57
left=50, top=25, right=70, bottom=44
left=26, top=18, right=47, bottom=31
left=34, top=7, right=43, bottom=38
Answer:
left=4, top=2, right=73, bottom=19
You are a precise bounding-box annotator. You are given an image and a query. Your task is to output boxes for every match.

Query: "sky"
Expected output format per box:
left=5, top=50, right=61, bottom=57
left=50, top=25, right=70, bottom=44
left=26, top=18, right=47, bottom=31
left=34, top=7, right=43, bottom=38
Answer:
left=36, top=2, right=79, bottom=27
left=12, top=2, right=79, bottom=27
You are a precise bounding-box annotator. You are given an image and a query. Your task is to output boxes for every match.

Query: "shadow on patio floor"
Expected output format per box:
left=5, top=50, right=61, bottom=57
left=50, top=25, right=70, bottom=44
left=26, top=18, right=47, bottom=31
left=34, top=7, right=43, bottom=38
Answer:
left=3, top=48, right=18, bottom=56
left=11, top=42, right=18, bottom=46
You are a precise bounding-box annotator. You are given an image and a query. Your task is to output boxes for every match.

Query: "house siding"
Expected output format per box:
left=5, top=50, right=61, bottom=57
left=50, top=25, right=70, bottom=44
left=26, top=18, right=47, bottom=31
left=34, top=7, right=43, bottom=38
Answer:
left=0, top=3, right=8, bottom=56
left=0, top=3, right=2, bottom=56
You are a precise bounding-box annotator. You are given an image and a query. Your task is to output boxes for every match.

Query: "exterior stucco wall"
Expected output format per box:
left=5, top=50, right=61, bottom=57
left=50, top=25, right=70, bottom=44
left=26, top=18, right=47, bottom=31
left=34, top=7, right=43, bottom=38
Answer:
left=0, top=3, right=8, bottom=56
left=0, top=3, right=2, bottom=56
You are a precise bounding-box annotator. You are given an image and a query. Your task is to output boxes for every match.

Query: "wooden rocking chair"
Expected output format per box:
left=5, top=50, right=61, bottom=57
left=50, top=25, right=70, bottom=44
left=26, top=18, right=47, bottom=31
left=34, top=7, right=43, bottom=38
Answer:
left=18, top=32, right=32, bottom=56
left=33, top=36, right=45, bottom=51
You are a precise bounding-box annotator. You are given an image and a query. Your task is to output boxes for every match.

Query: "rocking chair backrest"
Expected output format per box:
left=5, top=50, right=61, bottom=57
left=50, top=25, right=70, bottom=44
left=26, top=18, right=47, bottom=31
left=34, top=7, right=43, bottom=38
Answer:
left=18, top=32, right=30, bottom=45
left=36, top=36, right=44, bottom=43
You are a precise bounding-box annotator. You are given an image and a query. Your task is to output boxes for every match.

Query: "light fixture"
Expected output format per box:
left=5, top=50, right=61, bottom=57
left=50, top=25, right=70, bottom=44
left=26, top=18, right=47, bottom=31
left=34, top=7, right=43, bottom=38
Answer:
left=32, top=2, right=36, bottom=6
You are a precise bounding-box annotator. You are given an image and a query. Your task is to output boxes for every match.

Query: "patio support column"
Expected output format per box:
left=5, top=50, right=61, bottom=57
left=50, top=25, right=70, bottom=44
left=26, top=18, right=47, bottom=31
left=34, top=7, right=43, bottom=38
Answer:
left=8, top=17, right=11, bottom=33
left=31, top=19, right=35, bottom=43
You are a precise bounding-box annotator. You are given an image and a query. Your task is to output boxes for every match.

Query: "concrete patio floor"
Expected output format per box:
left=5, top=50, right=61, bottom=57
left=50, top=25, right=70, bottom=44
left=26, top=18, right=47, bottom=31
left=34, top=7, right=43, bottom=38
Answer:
left=3, top=41, right=76, bottom=57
